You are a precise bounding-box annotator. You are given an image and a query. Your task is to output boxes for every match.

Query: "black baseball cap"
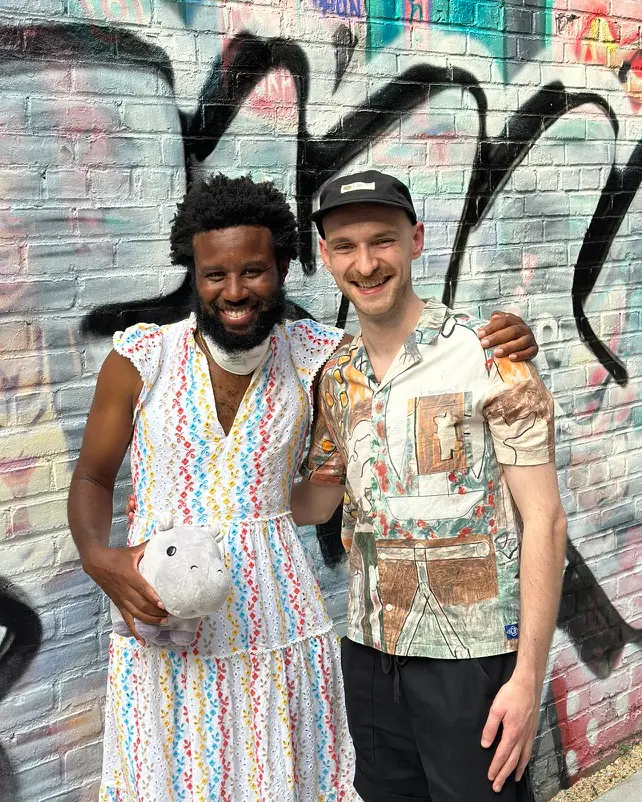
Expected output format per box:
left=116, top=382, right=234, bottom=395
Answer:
left=310, top=170, right=417, bottom=237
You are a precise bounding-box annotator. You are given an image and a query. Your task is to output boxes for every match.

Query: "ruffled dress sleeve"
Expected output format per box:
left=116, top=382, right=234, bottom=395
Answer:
left=113, top=323, right=163, bottom=416
left=284, top=319, right=344, bottom=404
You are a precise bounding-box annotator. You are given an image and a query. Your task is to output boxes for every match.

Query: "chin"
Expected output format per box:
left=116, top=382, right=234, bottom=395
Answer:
left=348, top=293, right=396, bottom=318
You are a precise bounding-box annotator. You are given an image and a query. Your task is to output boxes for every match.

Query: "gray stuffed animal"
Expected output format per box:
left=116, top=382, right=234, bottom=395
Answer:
left=111, top=512, right=232, bottom=647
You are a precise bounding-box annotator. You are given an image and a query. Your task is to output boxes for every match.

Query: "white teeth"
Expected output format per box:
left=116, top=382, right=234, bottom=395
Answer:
left=355, top=281, right=385, bottom=289
left=223, top=309, right=249, bottom=319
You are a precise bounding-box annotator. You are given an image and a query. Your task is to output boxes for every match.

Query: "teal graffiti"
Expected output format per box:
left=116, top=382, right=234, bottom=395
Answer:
left=366, top=0, right=404, bottom=60
left=431, top=1, right=507, bottom=70
left=430, top=1, right=553, bottom=81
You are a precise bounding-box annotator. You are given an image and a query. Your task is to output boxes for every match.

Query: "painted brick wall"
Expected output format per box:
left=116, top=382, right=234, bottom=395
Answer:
left=0, top=1, right=640, bottom=800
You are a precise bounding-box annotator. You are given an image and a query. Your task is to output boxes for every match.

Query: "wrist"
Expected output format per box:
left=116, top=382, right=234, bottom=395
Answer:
left=81, top=544, right=110, bottom=574
left=511, top=662, right=544, bottom=694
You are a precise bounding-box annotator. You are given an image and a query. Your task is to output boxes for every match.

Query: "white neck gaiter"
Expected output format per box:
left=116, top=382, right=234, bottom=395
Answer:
left=200, top=332, right=271, bottom=376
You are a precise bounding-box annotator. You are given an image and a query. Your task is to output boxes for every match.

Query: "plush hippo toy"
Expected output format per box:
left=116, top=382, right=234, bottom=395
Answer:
left=111, top=512, right=232, bottom=647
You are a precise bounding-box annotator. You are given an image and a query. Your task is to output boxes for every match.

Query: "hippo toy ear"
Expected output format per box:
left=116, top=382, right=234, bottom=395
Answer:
left=157, top=511, right=174, bottom=531
left=202, top=522, right=222, bottom=543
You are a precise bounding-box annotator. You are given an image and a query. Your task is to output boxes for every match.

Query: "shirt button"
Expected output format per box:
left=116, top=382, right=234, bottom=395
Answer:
left=385, top=604, right=393, bottom=612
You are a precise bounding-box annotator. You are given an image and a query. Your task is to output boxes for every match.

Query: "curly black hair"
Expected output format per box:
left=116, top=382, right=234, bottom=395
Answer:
left=170, top=173, right=299, bottom=271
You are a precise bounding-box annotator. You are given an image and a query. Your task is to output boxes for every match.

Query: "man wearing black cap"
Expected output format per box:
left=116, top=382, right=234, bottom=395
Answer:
left=292, top=171, right=567, bottom=802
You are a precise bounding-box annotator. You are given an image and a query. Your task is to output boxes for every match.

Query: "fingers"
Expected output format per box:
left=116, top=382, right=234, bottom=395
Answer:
left=132, top=572, right=167, bottom=611
left=125, top=494, right=137, bottom=528
left=515, top=739, right=534, bottom=782
left=481, top=704, right=503, bottom=749
left=478, top=313, right=539, bottom=361
left=492, top=335, right=536, bottom=359
left=479, top=322, right=522, bottom=348
left=490, top=742, right=522, bottom=793
left=120, top=608, right=145, bottom=646
left=478, top=312, right=512, bottom=341
left=122, top=596, right=168, bottom=625
left=124, top=568, right=167, bottom=613
left=125, top=493, right=136, bottom=515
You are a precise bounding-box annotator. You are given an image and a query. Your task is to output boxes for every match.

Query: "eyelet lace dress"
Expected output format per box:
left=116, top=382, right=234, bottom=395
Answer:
left=99, top=314, right=357, bottom=802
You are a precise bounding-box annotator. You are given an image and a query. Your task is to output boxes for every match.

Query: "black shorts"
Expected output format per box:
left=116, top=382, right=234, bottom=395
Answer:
left=341, top=638, right=536, bottom=802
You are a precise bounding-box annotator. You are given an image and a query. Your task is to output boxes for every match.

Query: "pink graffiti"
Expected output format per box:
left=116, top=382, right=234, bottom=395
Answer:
left=555, top=1, right=642, bottom=111
left=404, top=0, right=428, bottom=24
left=552, top=651, right=642, bottom=778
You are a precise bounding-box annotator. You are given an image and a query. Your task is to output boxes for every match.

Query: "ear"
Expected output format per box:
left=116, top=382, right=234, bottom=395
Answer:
left=157, top=511, right=173, bottom=531
left=411, top=222, right=425, bottom=260
left=278, top=258, right=290, bottom=283
left=318, top=238, right=332, bottom=272
left=205, top=525, right=223, bottom=545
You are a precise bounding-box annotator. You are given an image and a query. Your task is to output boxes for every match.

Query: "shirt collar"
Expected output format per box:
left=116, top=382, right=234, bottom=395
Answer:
left=351, top=298, right=448, bottom=388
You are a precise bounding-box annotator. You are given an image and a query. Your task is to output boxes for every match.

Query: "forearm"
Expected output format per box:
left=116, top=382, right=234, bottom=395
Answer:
left=290, top=478, right=345, bottom=526
left=67, top=470, right=115, bottom=567
left=514, top=509, right=567, bottom=688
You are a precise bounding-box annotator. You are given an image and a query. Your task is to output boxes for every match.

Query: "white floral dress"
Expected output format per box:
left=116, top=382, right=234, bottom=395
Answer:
left=99, top=314, right=356, bottom=802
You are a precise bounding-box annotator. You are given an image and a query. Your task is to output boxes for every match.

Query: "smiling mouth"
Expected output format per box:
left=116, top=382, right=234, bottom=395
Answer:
left=219, top=306, right=256, bottom=325
left=350, top=276, right=392, bottom=292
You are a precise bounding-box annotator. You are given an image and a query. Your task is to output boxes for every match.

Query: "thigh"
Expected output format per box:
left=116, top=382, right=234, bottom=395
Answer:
left=402, top=653, right=533, bottom=802
left=341, top=638, right=432, bottom=802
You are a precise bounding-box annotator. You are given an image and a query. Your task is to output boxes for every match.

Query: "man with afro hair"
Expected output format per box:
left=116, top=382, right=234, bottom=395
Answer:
left=68, top=173, right=538, bottom=801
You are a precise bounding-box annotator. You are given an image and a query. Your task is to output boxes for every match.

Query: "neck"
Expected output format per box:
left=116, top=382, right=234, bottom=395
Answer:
left=357, top=292, right=425, bottom=379
left=197, top=329, right=271, bottom=376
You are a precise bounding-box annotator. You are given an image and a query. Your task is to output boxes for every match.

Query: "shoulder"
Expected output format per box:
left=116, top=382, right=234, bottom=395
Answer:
left=282, top=318, right=344, bottom=365
left=315, top=338, right=352, bottom=390
left=113, top=318, right=189, bottom=352
left=284, top=318, right=344, bottom=346
left=440, top=307, right=487, bottom=338
left=438, top=307, right=490, bottom=355
left=279, top=319, right=345, bottom=392
left=112, top=318, right=188, bottom=384
left=113, top=321, right=162, bottom=352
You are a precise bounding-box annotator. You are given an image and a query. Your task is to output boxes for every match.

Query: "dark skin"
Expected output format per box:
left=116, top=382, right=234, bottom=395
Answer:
left=70, top=224, right=539, bottom=643
left=68, top=226, right=287, bottom=643
left=191, top=228, right=288, bottom=435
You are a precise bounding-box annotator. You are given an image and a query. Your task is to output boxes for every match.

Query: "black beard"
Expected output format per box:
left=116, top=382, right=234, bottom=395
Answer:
left=191, top=283, right=287, bottom=353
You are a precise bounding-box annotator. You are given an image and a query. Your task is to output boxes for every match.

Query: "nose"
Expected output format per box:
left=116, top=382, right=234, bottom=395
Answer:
left=222, top=275, right=250, bottom=304
left=355, top=245, right=379, bottom=276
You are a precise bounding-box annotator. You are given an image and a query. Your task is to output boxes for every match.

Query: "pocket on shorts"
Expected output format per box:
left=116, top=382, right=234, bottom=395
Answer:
left=341, top=638, right=376, bottom=763
left=472, top=652, right=517, bottom=693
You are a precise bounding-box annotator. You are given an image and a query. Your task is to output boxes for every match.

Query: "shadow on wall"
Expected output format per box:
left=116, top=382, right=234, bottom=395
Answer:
left=0, top=579, right=42, bottom=802
left=0, top=16, right=641, bottom=798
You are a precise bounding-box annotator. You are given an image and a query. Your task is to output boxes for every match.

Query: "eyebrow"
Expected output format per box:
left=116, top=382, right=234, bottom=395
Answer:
left=328, top=228, right=399, bottom=246
left=199, top=260, right=269, bottom=272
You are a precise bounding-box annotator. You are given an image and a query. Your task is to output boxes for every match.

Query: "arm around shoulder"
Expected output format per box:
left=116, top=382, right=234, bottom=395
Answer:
left=290, top=478, right=345, bottom=527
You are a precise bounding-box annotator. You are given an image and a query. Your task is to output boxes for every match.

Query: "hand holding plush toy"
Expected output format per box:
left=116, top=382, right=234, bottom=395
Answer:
left=111, top=512, right=232, bottom=647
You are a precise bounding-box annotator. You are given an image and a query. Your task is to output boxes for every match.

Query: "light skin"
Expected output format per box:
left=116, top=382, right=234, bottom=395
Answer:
left=292, top=202, right=567, bottom=793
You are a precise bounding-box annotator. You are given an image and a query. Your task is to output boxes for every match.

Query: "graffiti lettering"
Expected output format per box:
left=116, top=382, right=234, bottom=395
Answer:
left=0, top=5, right=640, bottom=798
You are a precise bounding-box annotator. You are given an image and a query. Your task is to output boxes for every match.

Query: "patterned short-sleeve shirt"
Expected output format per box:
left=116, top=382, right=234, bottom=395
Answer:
left=301, top=299, right=555, bottom=659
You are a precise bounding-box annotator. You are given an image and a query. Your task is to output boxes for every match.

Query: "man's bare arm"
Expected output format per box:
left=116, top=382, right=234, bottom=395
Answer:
left=481, top=462, right=567, bottom=792
left=290, top=478, right=345, bottom=527
left=67, top=351, right=167, bottom=643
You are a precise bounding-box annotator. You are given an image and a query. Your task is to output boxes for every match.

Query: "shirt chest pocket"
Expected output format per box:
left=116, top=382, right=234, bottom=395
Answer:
left=404, top=392, right=472, bottom=488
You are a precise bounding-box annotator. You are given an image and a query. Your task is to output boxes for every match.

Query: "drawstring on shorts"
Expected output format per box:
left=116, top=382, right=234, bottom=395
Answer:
left=381, top=652, right=409, bottom=703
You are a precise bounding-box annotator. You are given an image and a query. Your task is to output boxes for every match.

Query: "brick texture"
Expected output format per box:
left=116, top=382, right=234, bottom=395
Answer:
left=0, top=1, right=641, bottom=800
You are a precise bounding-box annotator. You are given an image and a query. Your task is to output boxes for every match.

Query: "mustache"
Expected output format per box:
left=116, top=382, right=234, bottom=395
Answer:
left=344, top=269, right=393, bottom=287
left=190, top=284, right=286, bottom=353
left=211, top=301, right=257, bottom=314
